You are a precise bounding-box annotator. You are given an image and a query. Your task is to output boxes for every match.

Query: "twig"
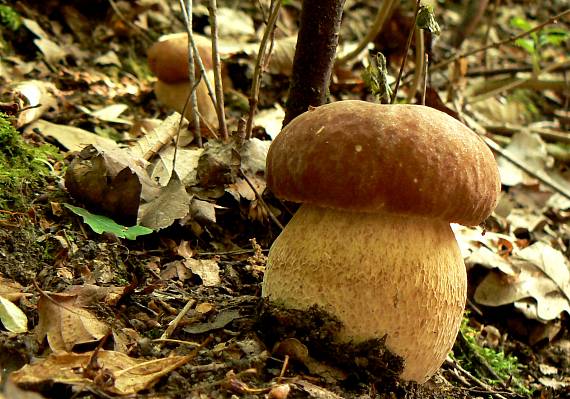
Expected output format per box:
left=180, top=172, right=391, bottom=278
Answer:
left=457, top=332, right=508, bottom=389
left=485, top=124, right=570, bottom=145
left=406, top=26, right=424, bottom=103
left=196, top=248, right=269, bottom=256
left=240, top=169, right=284, bottom=230
left=433, top=8, right=570, bottom=72
left=421, top=53, right=428, bottom=105
left=195, top=108, right=218, bottom=139
left=245, top=0, right=281, bottom=140
left=469, top=60, right=570, bottom=103
left=276, top=355, right=289, bottom=384
left=466, top=62, right=570, bottom=77
left=152, top=338, right=201, bottom=346
left=482, top=0, right=501, bottom=68
left=335, top=0, right=399, bottom=66
left=174, top=78, right=201, bottom=167
left=459, top=109, right=570, bottom=201
left=159, top=298, right=196, bottom=340
left=180, top=0, right=202, bottom=148
left=484, top=136, right=570, bottom=201
left=391, top=0, right=421, bottom=103
left=207, top=0, right=229, bottom=141
left=446, top=357, right=509, bottom=399
left=179, top=2, right=218, bottom=110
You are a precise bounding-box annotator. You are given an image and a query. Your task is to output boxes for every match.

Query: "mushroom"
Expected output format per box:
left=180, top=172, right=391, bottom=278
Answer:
left=147, top=33, right=218, bottom=129
left=262, top=100, right=500, bottom=383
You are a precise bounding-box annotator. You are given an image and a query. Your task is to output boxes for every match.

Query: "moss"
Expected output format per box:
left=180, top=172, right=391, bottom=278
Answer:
left=453, top=317, right=532, bottom=396
left=0, top=5, right=22, bottom=32
left=0, top=113, right=60, bottom=211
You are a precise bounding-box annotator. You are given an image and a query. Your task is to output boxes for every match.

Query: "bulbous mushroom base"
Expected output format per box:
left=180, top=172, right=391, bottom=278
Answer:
left=262, top=204, right=467, bottom=383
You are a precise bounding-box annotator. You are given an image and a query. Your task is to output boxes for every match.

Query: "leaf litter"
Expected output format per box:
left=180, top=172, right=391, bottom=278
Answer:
left=1, top=1, right=570, bottom=398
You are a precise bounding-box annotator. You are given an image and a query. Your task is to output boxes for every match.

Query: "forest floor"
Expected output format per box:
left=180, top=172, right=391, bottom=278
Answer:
left=0, top=1, right=569, bottom=398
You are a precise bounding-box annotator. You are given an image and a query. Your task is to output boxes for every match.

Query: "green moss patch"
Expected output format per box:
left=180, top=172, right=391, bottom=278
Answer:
left=0, top=113, right=60, bottom=210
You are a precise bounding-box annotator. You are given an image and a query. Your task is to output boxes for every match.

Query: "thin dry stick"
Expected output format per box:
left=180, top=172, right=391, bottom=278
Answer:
left=245, top=0, right=281, bottom=140
left=174, top=78, right=201, bottom=167
left=482, top=0, right=501, bottom=68
left=240, top=169, right=284, bottom=230
left=448, top=357, right=509, bottom=399
left=406, top=26, right=424, bottom=103
left=483, top=136, right=570, bottom=201
left=179, top=1, right=218, bottom=110
left=335, top=0, right=399, bottom=66
left=207, top=0, right=229, bottom=141
left=433, top=8, right=570, bottom=72
left=180, top=0, right=202, bottom=148
left=421, top=53, right=428, bottom=105
left=469, top=59, right=570, bottom=103
left=468, top=62, right=570, bottom=77
left=486, top=124, right=570, bottom=145
left=195, top=108, right=218, bottom=139
left=391, top=0, right=421, bottom=103
left=159, top=298, right=196, bottom=340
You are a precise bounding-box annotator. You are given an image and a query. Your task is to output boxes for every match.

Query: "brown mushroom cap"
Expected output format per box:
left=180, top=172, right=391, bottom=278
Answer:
left=266, top=100, right=500, bottom=226
left=147, top=33, right=213, bottom=83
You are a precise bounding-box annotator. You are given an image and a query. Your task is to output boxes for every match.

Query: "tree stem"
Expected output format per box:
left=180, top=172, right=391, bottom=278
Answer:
left=283, top=0, right=346, bottom=126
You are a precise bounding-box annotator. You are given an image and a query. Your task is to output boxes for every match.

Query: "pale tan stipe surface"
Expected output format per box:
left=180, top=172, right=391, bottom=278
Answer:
left=262, top=204, right=467, bottom=382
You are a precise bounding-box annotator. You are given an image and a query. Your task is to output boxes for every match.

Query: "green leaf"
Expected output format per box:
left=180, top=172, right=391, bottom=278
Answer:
left=64, top=204, right=154, bottom=240
left=514, top=38, right=536, bottom=54
left=510, top=16, right=533, bottom=31
left=0, top=5, right=22, bottom=31
left=416, top=5, right=441, bottom=35
left=362, top=53, right=392, bottom=103
left=0, top=295, right=28, bottom=333
left=539, top=27, right=570, bottom=46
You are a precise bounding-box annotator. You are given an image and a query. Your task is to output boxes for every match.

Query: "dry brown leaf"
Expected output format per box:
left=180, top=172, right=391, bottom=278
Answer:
left=184, top=309, right=240, bottom=334
left=241, top=138, right=270, bottom=175
left=497, top=131, right=553, bottom=187
left=160, top=260, right=192, bottom=281
left=9, top=350, right=192, bottom=396
left=196, top=302, right=214, bottom=314
left=137, top=172, right=191, bottom=230
left=254, top=106, right=285, bottom=139
left=78, top=103, right=130, bottom=125
left=265, top=36, right=296, bottom=76
left=150, top=146, right=204, bottom=187
left=12, top=80, right=58, bottom=127
left=65, top=143, right=161, bottom=225
left=213, top=7, right=255, bottom=38
left=196, top=140, right=241, bottom=187
left=184, top=258, right=220, bottom=287
left=21, top=19, right=66, bottom=64
left=177, top=240, right=194, bottom=260
left=24, top=119, right=117, bottom=152
left=35, top=291, right=109, bottom=351
left=94, top=51, right=122, bottom=67
left=0, top=276, right=26, bottom=302
left=474, top=242, right=570, bottom=321
left=130, top=112, right=187, bottom=161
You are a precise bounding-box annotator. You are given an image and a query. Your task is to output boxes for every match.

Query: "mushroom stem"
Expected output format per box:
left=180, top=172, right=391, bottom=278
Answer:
left=262, top=204, right=467, bottom=383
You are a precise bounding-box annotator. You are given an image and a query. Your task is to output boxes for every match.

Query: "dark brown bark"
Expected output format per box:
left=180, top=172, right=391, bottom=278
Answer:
left=283, top=0, right=346, bottom=126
